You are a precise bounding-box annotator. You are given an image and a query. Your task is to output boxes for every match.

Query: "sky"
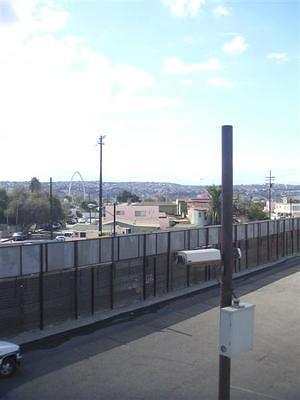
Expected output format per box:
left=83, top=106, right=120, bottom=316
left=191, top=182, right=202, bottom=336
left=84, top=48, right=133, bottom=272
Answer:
left=0, top=0, right=299, bottom=185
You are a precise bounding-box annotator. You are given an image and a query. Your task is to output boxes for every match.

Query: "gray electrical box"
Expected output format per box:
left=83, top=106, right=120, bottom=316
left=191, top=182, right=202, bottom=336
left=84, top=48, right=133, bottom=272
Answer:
left=219, top=303, right=255, bottom=358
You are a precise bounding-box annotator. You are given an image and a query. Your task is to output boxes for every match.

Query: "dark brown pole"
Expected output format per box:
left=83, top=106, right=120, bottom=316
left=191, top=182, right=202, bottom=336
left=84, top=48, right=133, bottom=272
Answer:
left=113, top=203, right=116, bottom=236
left=218, top=125, right=233, bottom=400
left=98, top=135, right=105, bottom=235
left=50, top=177, right=53, bottom=240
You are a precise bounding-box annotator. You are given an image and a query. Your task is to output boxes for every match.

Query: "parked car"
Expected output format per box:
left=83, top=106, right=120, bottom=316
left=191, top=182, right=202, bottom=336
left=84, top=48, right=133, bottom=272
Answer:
left=52, top=223, right=62, bottom=230
left=66, top=218, right=77, bottom=225
left=55, top=235, right=66, bottom=242
left=0, top=341, right=22, bottom=377
left=12, top=232, right=28, bottom=241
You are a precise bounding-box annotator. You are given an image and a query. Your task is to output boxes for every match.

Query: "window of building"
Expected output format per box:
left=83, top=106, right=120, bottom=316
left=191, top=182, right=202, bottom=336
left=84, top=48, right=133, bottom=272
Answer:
left=116, top=210, right=125, bottom=216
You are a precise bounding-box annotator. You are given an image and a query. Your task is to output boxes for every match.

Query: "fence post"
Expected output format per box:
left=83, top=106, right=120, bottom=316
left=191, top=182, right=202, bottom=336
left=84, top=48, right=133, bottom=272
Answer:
left=282, top=219, right=286, bottom=257
left=110, top=237, right=115, bottom=309
left=187, top=229, right=191, bottom=287
left=143, top=234, right=147, bottom=301
left=74, top=241, right=79, bottom=320
left=256, top=223, right=260, bottom=266
left=297, top=218, right=300, bottom=253
left=39, top=244, right=44, bottom=330
left=205, top=227, right=209, bottom=280
left=234, top=224, right=238, bottom=272
left=19, top=245, right=23, bottom=276
left=153, top=256, right=157, bottom=297
left=276, top=220, right=279, bottom=260
left=91, top=266, right=95, bottom=315
left=267, top=220, right=270, bottom=262
left=205, top=227, right=209, bottom=246
left=45, top=243, right=48, bottom=272
left=245, top=224, right=248, bottom=268
left=291, top=218, right=294, bottom=255
left=166, top=231, right=171, bottom=292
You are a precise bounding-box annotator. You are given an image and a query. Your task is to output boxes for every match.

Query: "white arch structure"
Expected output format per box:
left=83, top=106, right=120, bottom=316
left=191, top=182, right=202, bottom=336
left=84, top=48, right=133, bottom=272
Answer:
left=68, top=171, right=86, bottom=199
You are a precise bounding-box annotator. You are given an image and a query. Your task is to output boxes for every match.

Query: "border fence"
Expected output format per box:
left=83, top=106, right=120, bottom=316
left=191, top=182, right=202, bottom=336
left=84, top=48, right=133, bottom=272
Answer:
left=1, top=218, right=299, bottom=337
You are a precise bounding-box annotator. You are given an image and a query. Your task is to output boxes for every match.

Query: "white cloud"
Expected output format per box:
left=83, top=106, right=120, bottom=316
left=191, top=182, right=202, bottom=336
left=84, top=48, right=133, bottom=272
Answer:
left=163, top=56, right=222, bottom=74
left=180, top=79, right=194, bottom=86
left=112, top=64, right=155, bottom=92
left=0, top=0, right=180, bottom=181
left=163, top=0, right=206, bottom=17
left=184, top=36, right=194, bottom=44
left=223, top=35, right=248, bottom=55
left=207, top=76, right=236, bottom=89
left=0, top=0, right=69, bottom=33
left=266, top=52, right=288, bottom=63
left=213, top=5, right=230, bottom=18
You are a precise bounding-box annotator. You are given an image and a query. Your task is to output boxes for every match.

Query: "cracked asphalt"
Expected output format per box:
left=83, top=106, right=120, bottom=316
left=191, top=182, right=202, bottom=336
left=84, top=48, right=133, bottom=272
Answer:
left=1, top=260, right=299, bottom=400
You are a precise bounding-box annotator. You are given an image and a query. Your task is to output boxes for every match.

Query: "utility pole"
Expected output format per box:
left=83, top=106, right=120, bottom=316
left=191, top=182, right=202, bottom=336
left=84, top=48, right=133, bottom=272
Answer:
left=218, top=125, right=234, bottom=400
left=265, top=170, right=275, bottom=220
left=97, top=135, right=105, bottom=235
left=113, top=202, right=116, bottom=236
left=50, top=177, right=53, bottom=240
left=289, top=195, right=293, bottom=217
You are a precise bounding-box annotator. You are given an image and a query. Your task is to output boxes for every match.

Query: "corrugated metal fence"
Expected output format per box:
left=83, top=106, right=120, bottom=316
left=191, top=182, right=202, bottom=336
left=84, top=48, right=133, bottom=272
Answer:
left=0, top=218, right=299, bottom=337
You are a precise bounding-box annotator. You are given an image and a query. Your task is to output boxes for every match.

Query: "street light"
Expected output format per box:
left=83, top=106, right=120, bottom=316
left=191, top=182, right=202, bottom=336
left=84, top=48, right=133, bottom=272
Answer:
left=87, top=203, right=96, bottom=224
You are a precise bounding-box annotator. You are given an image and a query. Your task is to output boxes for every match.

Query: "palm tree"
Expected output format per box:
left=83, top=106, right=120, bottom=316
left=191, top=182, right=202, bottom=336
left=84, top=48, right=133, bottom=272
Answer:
left=29, top=177, right=41, bottom=193
left=207, top=185, right=222, bottom=225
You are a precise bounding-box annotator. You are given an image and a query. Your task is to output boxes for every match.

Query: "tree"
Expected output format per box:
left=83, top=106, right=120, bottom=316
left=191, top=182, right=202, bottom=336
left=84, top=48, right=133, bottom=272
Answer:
left=207, top=185, right=222, bottom=225
left=247, top=203, right=268, bottom=221
left=6, top=187, right=64, bottom=229
left=81, top=200, right=97, bottom=212
left=29, top=177, right=42, bottom=193
left=6, top=187, right=28, bottom=227
left=0, top=188, right=9, bottom=224
left=116, top=190, right=141, bottom=203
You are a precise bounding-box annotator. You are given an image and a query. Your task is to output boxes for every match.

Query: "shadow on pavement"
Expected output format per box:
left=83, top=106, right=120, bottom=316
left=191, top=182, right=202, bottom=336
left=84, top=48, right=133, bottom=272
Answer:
left=1, top=257, right=299, bottom=398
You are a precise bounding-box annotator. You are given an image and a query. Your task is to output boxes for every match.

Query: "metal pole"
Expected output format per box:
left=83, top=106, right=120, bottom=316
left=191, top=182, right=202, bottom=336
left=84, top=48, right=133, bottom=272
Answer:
left=265, top=170, right=275, bottom=220
left=39, top=244, right=44, bottom=330
left=50, top=177, right=53, bottom=240
left=98, top=135, right=105, bottom=235
left=218, top=125, right=233, bottom=400
left=113, top=203, right=116, bottom=236
left=268, top=172, right=271, bottom=219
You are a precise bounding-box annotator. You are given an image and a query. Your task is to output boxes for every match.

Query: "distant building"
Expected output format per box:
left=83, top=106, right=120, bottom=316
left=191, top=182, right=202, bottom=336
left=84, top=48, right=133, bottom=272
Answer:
left=186, top=194, right=212, bottom=227
left=176, top=199, right=187, bottom=217
left=273, top=197, right=300, bottom=218
left=103, top=203, right=171, bottom=233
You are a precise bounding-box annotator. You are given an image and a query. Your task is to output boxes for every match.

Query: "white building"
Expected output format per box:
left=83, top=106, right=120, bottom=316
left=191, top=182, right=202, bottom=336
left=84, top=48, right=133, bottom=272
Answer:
left=273, top=197, right=300, bottom=218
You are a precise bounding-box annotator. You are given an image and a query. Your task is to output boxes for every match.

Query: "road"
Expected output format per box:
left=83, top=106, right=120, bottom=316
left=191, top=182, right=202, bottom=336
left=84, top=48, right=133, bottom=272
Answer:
left=1, top=259, right=299, bottom=400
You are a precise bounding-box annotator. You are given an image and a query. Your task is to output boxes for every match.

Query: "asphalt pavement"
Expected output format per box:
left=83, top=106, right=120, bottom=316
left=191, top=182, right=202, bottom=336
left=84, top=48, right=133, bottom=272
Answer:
left=1, top=259, right=299, bottom=400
